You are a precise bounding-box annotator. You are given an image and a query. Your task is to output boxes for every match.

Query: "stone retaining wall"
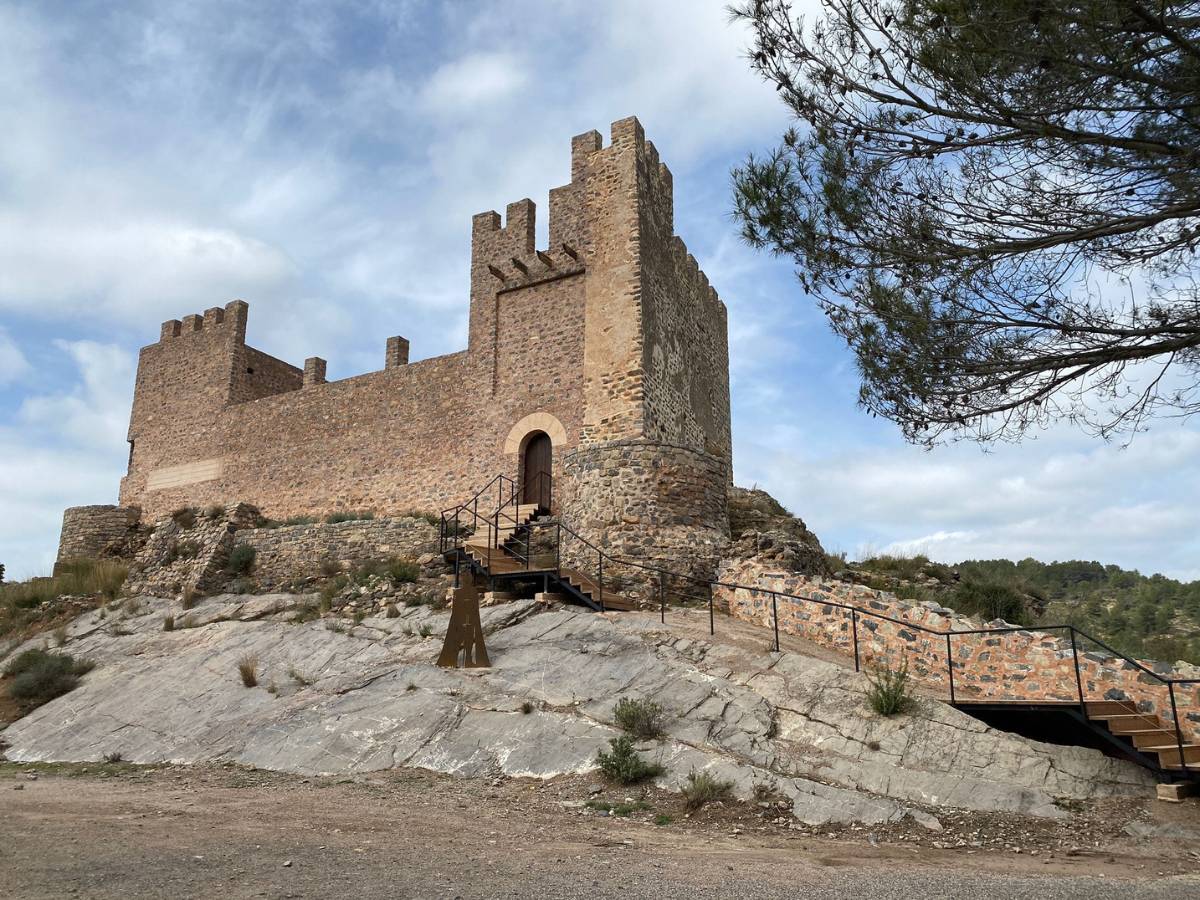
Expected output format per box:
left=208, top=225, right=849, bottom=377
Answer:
left=715, top=558, right=1200, bottom=745
left=234, top=517, right=440, bottom=590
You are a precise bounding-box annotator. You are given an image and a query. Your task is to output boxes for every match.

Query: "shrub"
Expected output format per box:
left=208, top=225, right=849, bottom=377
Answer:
left=866, top=658, right=913, bottom=716
left=318, top=555, right=342, bottom=578
left=4, top=649, right=94, bottom=708
left=288, top=666, right=312, bottom=686
left=162, top=615, right=175, bottom=632
left=595, top=736, right=665, bottom=784
left=236, top=655, right=258, bottom=688
left=386, top=559, right=420, bottom=584
left=171, top=507, right=197, bottom=530
left=613, top=697, right=665, bottom=740
left=204, top=504, right=225, bottom=519
left=226, top=545, right=256, bottom=577
left=418, top=623, right=432, bottom=638
left=283, top=515, right=318, bottom=527
left=180, top=586, right=197, bottom=610
left=521, top=700, right=534, bottom=714
left=681, top=770, right=735, bottom=811
left=104, top=750, right=123, bottom=763
left=654, top=814, right=673, bottom=826
left=952, top=580, right=1032, bottom=626
left=52, top=625, right=68, bottom=647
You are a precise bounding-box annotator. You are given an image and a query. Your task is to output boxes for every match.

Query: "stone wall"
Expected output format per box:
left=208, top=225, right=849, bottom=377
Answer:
left=560, top=441, right=729, bottom=592
left=715, top=558, right=1200, bottom=745
left=124, top=504, right=261, bottom=597
left=234, top=517, right=440, bottom=590
left=56, top=505, right=143, bottom=566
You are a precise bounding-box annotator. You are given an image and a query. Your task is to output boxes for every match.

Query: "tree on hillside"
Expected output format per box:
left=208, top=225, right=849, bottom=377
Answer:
left=731, top=0, right=1200, bottom=444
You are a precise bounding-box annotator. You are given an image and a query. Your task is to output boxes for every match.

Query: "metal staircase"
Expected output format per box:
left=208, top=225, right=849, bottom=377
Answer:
left=440, top=474, right=637, bottom=612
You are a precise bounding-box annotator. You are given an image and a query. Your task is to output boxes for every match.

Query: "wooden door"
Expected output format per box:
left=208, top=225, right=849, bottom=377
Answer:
left=521, top=431, right=552, bottom=509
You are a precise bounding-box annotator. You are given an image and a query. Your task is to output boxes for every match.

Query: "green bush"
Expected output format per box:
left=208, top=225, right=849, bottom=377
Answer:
left=953, top=580, right=1031, bottom=625
left=387, top=559, right=420, bottom=584
left=595, top=736, right=665, bottom=784
left=866, top=658, right=913, bottom=716
left=4, top=649, right=95, bottom=709
left=614, top=697, right=665, bottom=740
left=681, top=770, right=735, bottom=811
left=226, top=545, right=256, bottom=576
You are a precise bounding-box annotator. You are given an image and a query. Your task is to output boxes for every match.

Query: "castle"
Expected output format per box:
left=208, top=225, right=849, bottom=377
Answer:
left=57, top=117, right=733, bottom=578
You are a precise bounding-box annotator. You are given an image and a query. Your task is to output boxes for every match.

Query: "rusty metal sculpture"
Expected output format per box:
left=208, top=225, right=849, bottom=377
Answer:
left=436, top=573, right=491, bottom=668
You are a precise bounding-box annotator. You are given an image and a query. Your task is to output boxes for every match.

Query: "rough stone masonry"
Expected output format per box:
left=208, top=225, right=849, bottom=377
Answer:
left=56, top=117, right=732, bottom=580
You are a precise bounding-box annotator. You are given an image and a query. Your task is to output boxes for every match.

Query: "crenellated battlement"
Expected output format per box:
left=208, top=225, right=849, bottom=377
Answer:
left=159, top=300, right=249, bottom=344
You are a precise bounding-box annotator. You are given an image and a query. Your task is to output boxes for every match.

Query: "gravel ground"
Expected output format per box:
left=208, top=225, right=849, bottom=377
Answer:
left=2, top=762, right=1198, bottom=899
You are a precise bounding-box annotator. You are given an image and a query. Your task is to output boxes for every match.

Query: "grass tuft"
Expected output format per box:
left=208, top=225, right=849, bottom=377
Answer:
left=236, top=655, right=259, bottom=688
left=681, top=770, right=735, bottom=811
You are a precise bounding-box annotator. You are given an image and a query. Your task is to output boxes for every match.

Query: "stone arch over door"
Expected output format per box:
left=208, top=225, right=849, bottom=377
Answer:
left=504, top=412, right=567, bottom=511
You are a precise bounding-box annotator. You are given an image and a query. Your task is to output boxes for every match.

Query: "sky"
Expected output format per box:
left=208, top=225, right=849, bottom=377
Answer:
left=1, top=0, right=1198, bottom=582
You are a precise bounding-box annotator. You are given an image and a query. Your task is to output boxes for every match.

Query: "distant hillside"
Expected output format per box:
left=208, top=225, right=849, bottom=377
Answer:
left=955, top=558, right=1200, bottom=665
left=849, top=555, right=1200, bottom=666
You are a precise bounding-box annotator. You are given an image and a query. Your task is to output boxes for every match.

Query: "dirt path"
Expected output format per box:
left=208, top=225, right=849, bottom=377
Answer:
left=2, top=763, right=1197, bottom=900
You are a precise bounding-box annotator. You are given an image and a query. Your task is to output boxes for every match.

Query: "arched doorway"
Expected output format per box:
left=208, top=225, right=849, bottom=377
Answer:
left=521, top=431, right=552, bottom=510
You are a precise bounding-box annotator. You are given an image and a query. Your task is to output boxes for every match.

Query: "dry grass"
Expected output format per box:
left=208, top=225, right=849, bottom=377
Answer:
left=0, top=559, right=128, bottom=640
left=236, top=655, right=259, bottom=688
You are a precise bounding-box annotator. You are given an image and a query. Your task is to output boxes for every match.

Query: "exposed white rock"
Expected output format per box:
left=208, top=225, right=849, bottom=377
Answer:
left=0, top=594, right=1154, bottom=826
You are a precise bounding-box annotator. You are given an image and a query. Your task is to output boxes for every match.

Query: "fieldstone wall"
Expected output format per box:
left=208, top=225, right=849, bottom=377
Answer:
left=234, top=517, right=440, bottom=590
left=559, top=441, right=729, bottom=595
left=715, top=558, right=1200, bottom=744
left=56, top=505, right=143, bottom=567
left=124, top=504, right=260, bottom=597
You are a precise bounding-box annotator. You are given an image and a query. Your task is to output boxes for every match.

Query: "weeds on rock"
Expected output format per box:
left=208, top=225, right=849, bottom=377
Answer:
left=654, top=814, right=673, bottom=826
left=226, top=545, right=256, bottom=577
left=180, top=586, right=197, bottom=610
left=384, top=603, right=400, bottom=618
left=681, top=770, right=735, bottom=811
left=4, top=649, right=95, bottom=710
left=162, top=615, right=175, bottom=632
left=866, top=658, right=913, bottom=716
left=521, top=701, right=534, bottom=714
left=103, top=751, right=123, bottom=763
left=204, top=504, right=225, bottom=519
left=171, top=507, right=197, bottom=530
left=0, top=560, right=128, bottom=639
left=595, top=736, right=665, bottom=785
left=52, top=625, right=68, bottom=647
left=288, top=666, right=313, bottom=686
left=613, top=697, right=665, bottom=740
left=236, top=655, right=259, bottom=688
left=418, top=623, right=433, bottom=638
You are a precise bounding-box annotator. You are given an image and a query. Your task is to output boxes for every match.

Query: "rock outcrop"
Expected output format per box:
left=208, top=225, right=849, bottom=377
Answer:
left=1, top=592, right=1152, bottom=826
left=727, top=486, right=831, bottom=577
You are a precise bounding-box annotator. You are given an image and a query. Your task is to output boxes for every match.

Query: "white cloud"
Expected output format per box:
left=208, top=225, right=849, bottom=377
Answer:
left=421, top=51, right=529, bottom=111
left=0, top=329, right=31, bottom=385
left=19, top=340, right=136, bottom=449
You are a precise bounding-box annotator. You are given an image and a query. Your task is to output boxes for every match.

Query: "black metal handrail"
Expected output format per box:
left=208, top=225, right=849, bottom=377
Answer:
left=443, top=474, right=1199, bottom=774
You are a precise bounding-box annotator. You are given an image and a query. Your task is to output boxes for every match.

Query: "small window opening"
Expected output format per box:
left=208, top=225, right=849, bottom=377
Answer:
left=246, top=367, right=255, bottom=374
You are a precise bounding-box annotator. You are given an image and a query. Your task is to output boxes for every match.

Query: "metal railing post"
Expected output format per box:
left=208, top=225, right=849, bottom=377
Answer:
left=555, top=523, right=561, bottom=577
left=660, top=570, right=666, bottom=624
left=946, top=633, right=956, bottom=704
left=708, top=583, right=714, bottom=636
left=771, top=591, right=779, bottom=652
left=598, top=553, right=605, bottom=612
left=1069, top=627, right=1086, bottom=717
left=851, top=608, right=860, bottom=672
left=1168, top=682, right=1186, bottom=770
